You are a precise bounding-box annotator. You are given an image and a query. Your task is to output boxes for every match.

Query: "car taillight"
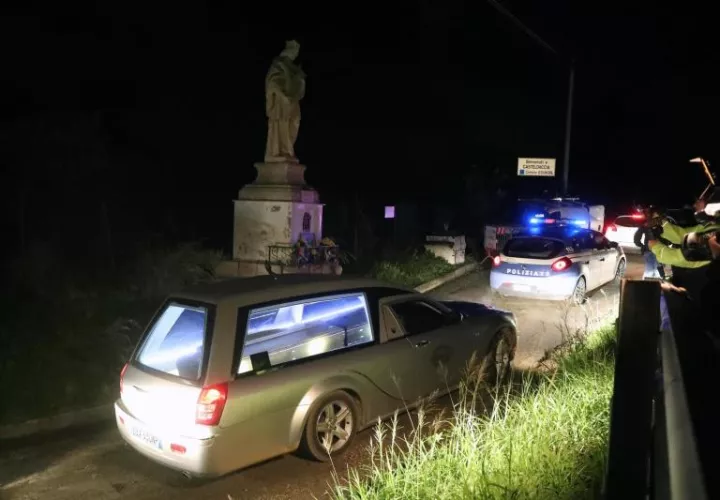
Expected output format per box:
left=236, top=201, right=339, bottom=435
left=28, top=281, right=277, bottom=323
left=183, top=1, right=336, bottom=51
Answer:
left=196, top=383, right=228, bottom=426
left=492, top=255, right=502, bottom=267
left=120, top=363, right=128, bottom=395
left=605, top=224, right=617, bottom=233
left=551, top=257, right=572, bottom=272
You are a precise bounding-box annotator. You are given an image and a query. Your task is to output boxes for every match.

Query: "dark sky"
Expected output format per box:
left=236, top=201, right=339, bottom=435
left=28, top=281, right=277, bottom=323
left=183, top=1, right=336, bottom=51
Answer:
left=1, top=1, right=718, bottom=249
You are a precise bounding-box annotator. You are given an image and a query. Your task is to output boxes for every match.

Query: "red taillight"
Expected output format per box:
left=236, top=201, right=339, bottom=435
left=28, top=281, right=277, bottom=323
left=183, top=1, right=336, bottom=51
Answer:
left=551, top=257, right=572, bottom=272
left=196, top=383, right=228, bottom=426
left=543, top=218, right=556, bottom=224
left=605, top=224, right=617, bottom=233
left=631, top=213, right=645, bottom=220
left=492, top=255, right=502, bottom=267
left=120, top=363, right=128, bottom=395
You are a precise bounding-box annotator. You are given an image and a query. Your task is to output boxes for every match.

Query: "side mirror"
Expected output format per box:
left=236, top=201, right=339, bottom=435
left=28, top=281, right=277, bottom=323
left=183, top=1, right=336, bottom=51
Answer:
left=448, top=311, right=463, bottom=324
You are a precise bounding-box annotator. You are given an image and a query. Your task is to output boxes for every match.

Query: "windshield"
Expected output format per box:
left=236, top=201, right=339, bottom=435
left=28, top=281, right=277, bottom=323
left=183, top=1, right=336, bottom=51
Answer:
left=136, top=302, right=210, bottom=381
left=504, top=237, right=566, bottom=259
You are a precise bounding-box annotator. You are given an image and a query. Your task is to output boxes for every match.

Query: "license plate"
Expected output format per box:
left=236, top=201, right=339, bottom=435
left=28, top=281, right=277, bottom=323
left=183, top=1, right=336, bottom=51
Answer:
left=513, top=284, right=532, bottom=292
left=131, top=426, right=162, bottom=449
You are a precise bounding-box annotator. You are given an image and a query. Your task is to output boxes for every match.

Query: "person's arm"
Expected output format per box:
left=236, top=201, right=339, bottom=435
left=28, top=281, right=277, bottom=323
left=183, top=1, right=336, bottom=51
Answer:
left=649, top=239, right=711, bottom=268
left=661, top=220, right=705, bottom=244
left=633, top=227, right=644, bottom=249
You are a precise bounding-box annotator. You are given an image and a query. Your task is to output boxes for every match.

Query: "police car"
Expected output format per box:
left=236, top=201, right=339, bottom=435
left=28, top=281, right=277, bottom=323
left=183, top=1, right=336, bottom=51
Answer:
left=490, top=226, right=626, bottom=304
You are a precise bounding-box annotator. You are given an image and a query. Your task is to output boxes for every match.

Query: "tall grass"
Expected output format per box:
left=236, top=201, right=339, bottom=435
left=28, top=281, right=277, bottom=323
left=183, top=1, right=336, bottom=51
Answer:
left=330, top=326, right=616, bottom=500
left=370, top=249, right=455, bottom=288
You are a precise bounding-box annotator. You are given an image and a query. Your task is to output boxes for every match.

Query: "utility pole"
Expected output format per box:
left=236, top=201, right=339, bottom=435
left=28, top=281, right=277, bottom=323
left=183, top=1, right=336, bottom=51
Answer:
left=487, top=0, right=575, bottom=196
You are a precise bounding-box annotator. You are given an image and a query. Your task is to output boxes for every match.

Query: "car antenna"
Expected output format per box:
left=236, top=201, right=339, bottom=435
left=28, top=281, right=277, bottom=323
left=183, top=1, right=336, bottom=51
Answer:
left=264, top=260, right=279, bottom=280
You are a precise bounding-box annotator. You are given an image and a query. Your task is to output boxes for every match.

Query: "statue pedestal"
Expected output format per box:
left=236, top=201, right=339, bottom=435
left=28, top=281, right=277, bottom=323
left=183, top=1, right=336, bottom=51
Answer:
left=221, top=161, right=326, bottom=277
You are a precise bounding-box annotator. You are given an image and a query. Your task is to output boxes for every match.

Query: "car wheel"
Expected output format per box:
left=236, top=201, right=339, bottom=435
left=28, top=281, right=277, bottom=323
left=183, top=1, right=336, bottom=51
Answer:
left=614, top=259, right=626, bottom=283
left=485, top=329, right=514, bottom=386
left=300, top=391, right=359, bottom=462
left=572, top=277, right=587, bottom=305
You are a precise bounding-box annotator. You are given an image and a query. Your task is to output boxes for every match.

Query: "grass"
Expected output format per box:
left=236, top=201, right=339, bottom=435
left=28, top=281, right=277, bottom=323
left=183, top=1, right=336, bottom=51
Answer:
left=330, top=325, right=617, bottom=500
left=0, top=242, right=224, bottom=426
left=369, top=249, right=457, bottom=288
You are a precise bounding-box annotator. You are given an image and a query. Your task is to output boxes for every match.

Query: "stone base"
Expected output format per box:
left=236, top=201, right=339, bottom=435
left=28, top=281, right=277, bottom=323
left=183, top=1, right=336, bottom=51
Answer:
left=232, top=199, right=324, bottom=261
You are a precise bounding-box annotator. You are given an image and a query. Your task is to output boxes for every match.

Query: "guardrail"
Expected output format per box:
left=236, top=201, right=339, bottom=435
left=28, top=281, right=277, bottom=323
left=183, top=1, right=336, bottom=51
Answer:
left=604, top=279, right=709, bottom=499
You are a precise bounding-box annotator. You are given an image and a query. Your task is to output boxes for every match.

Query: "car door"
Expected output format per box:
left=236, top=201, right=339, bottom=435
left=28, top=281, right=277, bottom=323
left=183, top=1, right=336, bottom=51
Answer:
left=572, top=232, right=602, bottom=290
left=589, top=231, right=617, bottom=284
left=377, top=296, right=459, bottom=403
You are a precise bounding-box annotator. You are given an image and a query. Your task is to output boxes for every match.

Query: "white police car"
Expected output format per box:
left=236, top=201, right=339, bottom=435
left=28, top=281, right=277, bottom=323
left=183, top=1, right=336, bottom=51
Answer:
left=490, top=227, right=626, bottom=304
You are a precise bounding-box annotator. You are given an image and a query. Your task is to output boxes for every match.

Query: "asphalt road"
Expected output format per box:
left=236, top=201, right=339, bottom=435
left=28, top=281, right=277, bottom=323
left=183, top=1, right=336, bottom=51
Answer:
left=0, top=255, right=643, bottom=500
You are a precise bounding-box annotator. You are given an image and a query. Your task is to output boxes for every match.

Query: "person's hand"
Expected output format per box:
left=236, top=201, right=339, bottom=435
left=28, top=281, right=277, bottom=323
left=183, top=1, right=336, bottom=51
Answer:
left=709, top=234, right=720, bottom=260
left=661, top=281, right=687, bottom=294
left=648, top=240, right=658, bottom=249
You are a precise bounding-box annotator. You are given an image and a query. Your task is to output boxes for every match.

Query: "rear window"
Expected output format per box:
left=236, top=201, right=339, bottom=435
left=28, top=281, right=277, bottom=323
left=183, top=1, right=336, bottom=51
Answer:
left=136, top=302, right=209, bottom=380
left=615, top=216, right=644, bottom=228
left=504, top=237, right=566, bottom=259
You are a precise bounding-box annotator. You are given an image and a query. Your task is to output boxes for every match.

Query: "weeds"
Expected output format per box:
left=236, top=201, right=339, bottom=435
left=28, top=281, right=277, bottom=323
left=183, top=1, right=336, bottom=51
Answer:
left=370, top=249, right=455, bottom=288
left=0, top=242, right=223, bottom=425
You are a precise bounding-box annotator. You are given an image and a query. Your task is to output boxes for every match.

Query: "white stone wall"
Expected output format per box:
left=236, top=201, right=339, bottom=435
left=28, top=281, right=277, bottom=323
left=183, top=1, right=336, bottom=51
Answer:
left=233, top=200, right=293, bottom=261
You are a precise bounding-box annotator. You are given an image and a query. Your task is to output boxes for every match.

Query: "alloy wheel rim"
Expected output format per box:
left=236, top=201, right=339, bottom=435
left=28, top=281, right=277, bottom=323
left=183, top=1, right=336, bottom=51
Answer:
left=574, top=280, right=586, bottom=303
left=316, top=401, right=353, bottom=453
left=617, top=261, right=626, bottom=279
left=494, top=337, right=510, bottom=382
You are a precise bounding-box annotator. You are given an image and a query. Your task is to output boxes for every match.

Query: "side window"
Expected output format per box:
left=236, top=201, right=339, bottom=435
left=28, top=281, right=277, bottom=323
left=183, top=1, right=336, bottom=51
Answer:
left=572, top=232, right=595, bottom=252
left=389, top=300, right=447, bottom=337
left=237, top=292, right=373, bottom=374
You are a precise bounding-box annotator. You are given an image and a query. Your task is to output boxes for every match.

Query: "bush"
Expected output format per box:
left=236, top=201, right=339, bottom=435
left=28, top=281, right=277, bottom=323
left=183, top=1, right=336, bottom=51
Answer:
left=369, top=249, right=455, bottom=288
left=0, top=242, right=224, bottom=425
left=330, top=326, right=617, bottom=500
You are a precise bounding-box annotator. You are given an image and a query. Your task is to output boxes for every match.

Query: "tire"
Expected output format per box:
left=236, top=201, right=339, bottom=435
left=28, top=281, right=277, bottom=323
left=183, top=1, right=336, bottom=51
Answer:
left=485, top=329, right=514, bottom=386
left=299, top=391, right=359, bottom=462
left=614, top=259, right=627, bottom=283
left=572, top=277, right=587, bottom=305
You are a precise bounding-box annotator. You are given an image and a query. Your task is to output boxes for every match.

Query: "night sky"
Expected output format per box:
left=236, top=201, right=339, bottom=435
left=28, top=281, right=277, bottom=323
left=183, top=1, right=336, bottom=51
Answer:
left=1, top=1, right=718, bottom=253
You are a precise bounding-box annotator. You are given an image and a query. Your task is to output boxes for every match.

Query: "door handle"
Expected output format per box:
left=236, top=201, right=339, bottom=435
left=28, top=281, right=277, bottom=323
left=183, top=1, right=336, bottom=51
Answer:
left=599, top=258, right=605, bottom=261
left=415, top=340, right=430, bottom=348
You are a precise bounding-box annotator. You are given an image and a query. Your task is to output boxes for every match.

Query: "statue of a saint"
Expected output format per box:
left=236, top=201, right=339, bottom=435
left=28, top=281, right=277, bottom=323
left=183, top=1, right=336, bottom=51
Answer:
left=264, top=40, right=306, bottom=163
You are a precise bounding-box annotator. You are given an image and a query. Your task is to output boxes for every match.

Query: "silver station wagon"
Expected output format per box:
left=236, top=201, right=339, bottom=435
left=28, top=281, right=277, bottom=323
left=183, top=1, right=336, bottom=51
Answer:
left=115, top=275, right=517, bottom=478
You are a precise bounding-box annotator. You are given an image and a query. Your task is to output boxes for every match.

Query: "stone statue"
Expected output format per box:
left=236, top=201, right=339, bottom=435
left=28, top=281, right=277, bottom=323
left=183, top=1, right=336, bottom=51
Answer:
left=264, top=40, right=306, bottom=163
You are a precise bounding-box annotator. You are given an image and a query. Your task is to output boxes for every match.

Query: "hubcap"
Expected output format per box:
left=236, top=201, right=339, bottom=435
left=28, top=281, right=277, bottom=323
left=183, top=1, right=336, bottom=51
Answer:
left=316, top=401, right=353, bottom=453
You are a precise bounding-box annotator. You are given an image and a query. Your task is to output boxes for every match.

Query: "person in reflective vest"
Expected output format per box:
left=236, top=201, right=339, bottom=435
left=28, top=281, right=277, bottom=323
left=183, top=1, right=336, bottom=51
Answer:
left=648, top=217, right=720, bottom=297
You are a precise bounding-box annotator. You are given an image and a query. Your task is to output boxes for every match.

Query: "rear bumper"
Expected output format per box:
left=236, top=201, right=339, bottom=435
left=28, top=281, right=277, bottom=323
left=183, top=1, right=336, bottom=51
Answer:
left=115, top=401, right=222, bottom=477
left=490, top=271, right=579, bottom=300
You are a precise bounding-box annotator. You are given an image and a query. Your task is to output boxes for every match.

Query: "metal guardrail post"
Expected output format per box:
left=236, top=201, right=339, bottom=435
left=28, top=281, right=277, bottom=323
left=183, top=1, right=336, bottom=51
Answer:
left=604, top=279, right=660, bottom=498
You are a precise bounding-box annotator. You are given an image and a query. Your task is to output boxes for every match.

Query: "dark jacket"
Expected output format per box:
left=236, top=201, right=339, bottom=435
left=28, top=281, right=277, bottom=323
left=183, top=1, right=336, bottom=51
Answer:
left=634, top=226, right=651, bottom=253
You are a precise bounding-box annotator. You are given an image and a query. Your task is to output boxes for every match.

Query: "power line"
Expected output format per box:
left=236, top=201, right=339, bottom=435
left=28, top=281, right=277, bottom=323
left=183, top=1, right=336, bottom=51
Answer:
left=486, top=0, right=560, bottom=59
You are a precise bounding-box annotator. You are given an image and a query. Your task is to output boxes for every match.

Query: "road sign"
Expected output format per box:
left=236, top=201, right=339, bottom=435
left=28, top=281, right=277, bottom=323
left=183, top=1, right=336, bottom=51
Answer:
left=517, top=158, right=556, bottom=177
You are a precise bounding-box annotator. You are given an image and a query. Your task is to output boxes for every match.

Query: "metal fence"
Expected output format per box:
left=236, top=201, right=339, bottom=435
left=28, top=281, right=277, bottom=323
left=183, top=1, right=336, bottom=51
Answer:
left=604, top=279, right=709, bottom=499
left=267, top=244, right=341, bottom=272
